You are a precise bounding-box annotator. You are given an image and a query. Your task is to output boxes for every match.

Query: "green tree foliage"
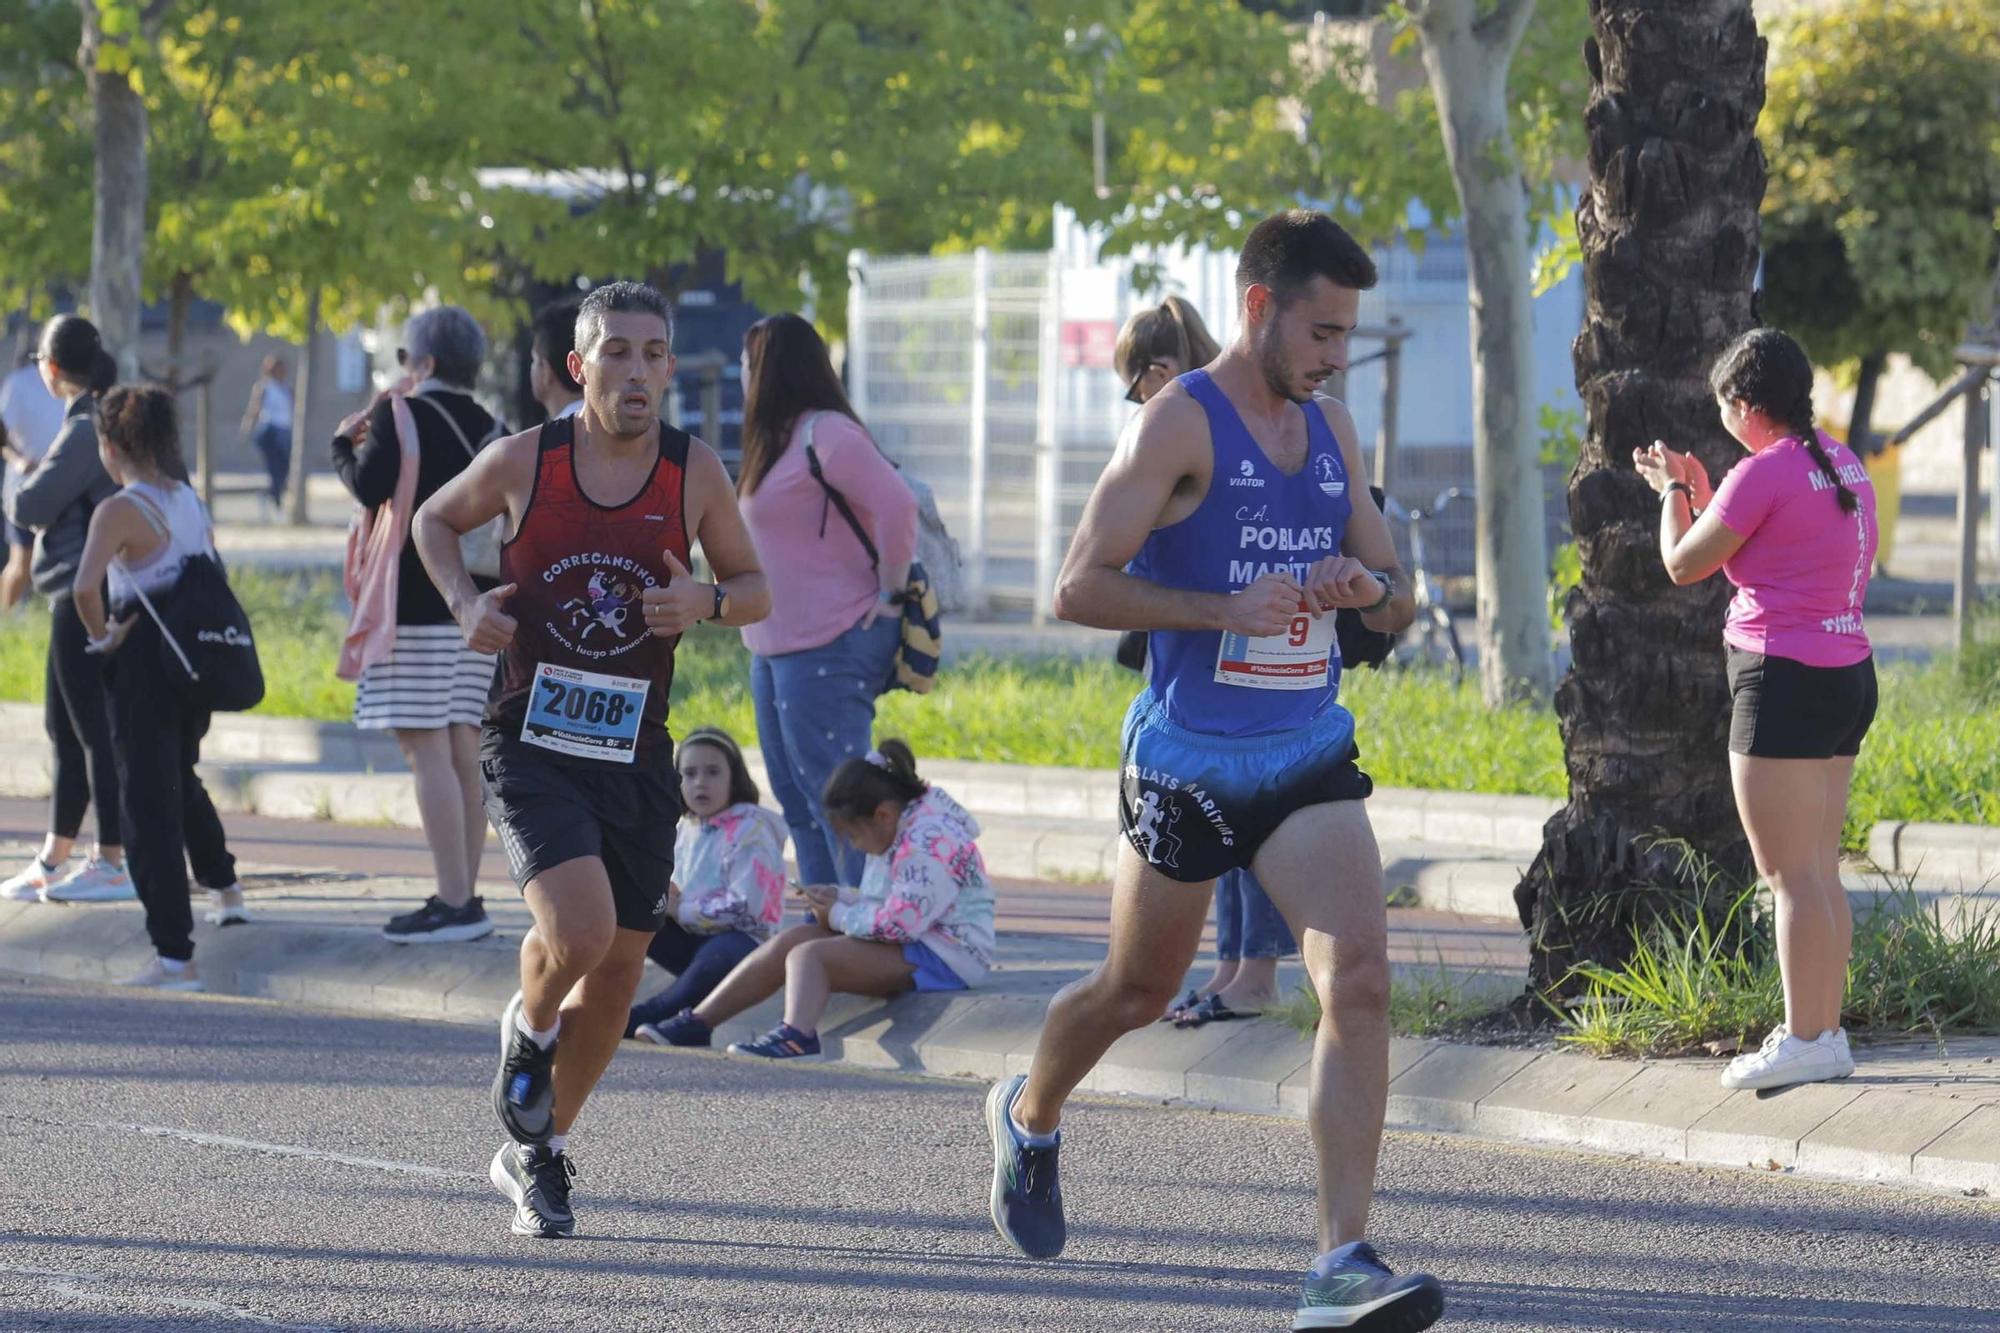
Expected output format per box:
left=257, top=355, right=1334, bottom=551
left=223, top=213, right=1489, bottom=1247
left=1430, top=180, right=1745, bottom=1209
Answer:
left=1761, top=1, right=2000, bottom=384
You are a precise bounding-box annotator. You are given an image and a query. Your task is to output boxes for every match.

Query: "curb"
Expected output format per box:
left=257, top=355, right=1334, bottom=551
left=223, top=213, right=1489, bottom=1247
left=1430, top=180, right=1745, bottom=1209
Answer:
left=3, top=896, right=1996, bottom=1199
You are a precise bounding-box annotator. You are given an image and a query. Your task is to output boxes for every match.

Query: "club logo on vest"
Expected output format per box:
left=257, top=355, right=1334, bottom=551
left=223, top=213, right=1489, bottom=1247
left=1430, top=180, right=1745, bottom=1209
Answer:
left=1229, top=457, right=1265, bottom=489
left=539, top=554, right=660, bottom=660
left=195, top=626, right=253, bottom=647
left=1315, top=454, right=1345, bottom=499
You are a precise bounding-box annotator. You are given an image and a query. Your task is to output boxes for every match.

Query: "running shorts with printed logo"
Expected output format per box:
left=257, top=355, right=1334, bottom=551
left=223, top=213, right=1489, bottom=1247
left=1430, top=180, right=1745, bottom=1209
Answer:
left=1118, top=690, right=1373, bottom=885
left=479, top=729, right=679, bottom=932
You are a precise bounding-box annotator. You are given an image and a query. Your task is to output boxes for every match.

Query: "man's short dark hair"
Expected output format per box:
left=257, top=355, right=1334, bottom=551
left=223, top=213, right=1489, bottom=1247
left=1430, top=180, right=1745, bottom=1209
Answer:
left=531, top=300, right=583, bottom=393
left=576, top=282, right=674, bottom=356
left=1236, top=210, right=1378, bottom=304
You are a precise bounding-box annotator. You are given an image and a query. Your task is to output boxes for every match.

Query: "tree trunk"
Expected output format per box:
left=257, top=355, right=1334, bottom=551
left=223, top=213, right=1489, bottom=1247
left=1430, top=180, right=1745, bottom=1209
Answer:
left=1847, top=351, right=1886, bottom=457
left=286, top=290, right=319, bottom=526
left=1418, top=0, right=1554, bottom=705
left=1515, top=0, right=1764, bottom=993
left=164, top=270, right=192, bottom=389
left=80, top=4, right=150, bottom=381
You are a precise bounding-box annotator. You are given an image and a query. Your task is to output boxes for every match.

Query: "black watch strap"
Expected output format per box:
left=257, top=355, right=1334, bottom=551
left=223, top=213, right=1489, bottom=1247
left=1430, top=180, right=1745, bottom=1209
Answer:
left=1361, top=572, right=1393, bottom=614
left=710, top=583, right=726, bottom=622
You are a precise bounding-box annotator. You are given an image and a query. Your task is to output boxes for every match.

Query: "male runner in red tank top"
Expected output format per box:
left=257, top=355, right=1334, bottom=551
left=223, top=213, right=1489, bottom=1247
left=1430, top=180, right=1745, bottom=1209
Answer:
left=414, top=281, right=769, bottom=1239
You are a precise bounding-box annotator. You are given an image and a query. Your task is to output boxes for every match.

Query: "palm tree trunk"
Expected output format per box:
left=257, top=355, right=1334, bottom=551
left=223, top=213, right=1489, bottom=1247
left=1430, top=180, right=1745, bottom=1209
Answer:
left=1515, top=0, right=1765, bottom=992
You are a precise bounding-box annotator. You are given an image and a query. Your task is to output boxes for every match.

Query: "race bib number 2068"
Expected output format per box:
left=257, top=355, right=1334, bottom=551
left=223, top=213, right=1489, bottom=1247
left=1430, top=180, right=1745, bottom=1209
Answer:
left=521, top=662, right=649, bottom=763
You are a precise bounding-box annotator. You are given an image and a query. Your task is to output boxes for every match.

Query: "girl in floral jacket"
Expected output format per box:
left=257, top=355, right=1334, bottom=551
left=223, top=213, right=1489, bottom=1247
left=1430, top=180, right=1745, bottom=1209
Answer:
left=644, top=739, right=996, bottom=1058
left=628, top=728, right=789, bottom=1043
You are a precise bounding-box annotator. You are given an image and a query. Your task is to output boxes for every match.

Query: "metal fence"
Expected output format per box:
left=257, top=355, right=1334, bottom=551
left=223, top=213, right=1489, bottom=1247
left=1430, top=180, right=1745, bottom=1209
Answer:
left=847, top=224, right=1585, bottom=619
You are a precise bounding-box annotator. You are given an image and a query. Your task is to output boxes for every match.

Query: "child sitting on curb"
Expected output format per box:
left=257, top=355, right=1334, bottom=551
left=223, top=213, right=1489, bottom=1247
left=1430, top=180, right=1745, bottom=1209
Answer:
left=627, top=727, right=788, bottom=1043
left=641, top=739, right=996, bottom=1058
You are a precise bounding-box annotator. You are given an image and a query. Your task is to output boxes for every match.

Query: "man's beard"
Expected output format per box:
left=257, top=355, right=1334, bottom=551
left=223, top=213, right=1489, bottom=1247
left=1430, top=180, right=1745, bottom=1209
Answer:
left=1255, top=325, right=1308, bottom=404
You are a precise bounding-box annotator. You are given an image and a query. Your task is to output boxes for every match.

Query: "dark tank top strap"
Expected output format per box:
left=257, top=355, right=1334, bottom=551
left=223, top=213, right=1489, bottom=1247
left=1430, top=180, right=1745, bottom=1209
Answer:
left=657, top=423, right=690, bottom=469
left=539, top=413, right=578, bottom=452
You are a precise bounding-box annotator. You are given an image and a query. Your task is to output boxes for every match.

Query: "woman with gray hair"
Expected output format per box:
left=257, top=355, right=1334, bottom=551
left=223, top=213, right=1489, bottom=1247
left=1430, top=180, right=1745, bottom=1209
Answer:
left=332, top=304, right=506, bottom=944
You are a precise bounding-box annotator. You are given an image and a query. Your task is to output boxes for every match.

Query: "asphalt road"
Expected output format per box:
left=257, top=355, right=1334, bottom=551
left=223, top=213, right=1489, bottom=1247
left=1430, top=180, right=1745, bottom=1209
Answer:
left=3, top=974, right=1995, bottom=1333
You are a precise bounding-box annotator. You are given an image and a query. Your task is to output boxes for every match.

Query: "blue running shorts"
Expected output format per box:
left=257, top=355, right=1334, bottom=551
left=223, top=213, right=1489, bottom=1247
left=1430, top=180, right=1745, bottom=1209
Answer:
left=1118, top=690, right=1372, bottom=884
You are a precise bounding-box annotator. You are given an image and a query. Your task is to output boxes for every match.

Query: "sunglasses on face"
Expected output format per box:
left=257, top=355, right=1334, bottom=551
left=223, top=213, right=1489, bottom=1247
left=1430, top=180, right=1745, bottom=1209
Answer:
left=1124, top=360, right=1169, bottom=404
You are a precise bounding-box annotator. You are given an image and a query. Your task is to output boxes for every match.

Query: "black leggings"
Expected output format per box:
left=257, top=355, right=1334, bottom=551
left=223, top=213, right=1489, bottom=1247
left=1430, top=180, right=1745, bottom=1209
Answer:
left=45, top=594, right=120, bottom=845
left=105, top=616, right=238, bottom=962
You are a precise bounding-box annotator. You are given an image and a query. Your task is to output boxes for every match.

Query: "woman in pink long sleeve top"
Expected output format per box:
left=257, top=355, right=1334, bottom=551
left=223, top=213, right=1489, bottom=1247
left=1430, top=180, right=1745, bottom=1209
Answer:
left=737, top=313, right=918, bottom=887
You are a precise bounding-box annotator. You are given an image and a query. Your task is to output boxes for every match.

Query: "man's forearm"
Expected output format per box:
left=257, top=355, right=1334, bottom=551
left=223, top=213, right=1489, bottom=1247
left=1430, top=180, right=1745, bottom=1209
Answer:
left=1359, top=565, right=1416, bottom=634
left=412, top=508, right=478, bottom=621
left=1053, top=565, right=1231, bottom=632
left=713, top=572, right=769, bottom=627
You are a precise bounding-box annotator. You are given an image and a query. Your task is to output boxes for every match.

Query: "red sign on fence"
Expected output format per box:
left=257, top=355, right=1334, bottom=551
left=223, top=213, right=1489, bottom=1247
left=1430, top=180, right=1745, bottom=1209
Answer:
left=1060, top=320, right=1119, bottom=370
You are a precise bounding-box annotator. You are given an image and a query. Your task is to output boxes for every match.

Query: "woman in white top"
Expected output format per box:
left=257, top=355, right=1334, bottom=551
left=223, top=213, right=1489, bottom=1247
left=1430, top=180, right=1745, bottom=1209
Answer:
left=73, top=384, right=248, bottom=991
left=239, top=354, right=293, bottom=508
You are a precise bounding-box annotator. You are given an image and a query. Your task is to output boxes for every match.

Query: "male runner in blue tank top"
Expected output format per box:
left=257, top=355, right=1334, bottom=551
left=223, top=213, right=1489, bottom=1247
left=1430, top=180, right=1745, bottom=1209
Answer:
left=986, top=211, right=1441, bottom=1332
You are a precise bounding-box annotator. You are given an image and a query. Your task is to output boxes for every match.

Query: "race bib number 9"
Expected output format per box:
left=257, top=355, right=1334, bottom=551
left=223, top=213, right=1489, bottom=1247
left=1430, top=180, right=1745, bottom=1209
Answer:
left=1214, top=605, right=1338, bottom=691
left=521, top=662, right=649, bottom=763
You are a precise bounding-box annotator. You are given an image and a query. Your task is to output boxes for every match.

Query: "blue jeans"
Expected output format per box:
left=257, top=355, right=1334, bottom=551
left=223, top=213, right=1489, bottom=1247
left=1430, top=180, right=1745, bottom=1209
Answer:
left=627, top=921, right=760, bottom=1033
left=750, top=614, right=899, bottom=887
left=253, top=424, right=289, bottom=502
left=1214, top=869, right=1297, bottom=961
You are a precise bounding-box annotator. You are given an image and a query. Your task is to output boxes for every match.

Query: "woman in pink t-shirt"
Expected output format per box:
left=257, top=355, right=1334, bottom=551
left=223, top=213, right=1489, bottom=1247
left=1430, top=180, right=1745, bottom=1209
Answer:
left=1635, top=327, right=1878, bottom=1094
left=737, top=314, right=918, bottom=889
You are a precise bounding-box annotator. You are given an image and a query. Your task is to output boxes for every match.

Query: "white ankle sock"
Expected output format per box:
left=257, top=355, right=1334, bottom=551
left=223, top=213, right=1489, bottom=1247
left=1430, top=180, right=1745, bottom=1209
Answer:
left=547, top=1134, right=568, bottom=1154
left=515, top=1010, right=560, bottom=1049
left=159, top=957, right=188, bottom=974
left=1009, top=1105, right=1058, bottom=1148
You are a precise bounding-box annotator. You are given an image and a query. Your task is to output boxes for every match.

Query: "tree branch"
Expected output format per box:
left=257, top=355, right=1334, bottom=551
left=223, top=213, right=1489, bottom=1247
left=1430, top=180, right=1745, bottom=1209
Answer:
left=1473, top=0, right=1538, bottom=55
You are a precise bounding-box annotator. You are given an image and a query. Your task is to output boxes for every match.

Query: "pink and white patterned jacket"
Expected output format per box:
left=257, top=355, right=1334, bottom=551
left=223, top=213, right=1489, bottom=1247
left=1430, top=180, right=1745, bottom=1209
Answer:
left=674, top=803, right=788, bottom=939
left=829, top=787, right=996, bottom=986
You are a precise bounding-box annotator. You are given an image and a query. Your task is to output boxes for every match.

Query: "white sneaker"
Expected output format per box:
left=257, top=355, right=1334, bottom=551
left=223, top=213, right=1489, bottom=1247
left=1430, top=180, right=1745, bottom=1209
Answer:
left=40, top=857, right=135, bottom=903
left=118, top=957, right=204, bottom=992
left=1721, top=1024, right=1851, bottom=1090
left=203, top=885, right=251, bottom=926
left=0, top=856, right=65, bottom=902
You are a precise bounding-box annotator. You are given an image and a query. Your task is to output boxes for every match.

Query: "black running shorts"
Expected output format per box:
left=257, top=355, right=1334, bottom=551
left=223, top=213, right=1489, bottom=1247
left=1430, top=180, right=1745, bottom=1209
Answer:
left=1118, top=692, right=1374, bottom=885
left=1726, top=648, right=1877, bottom=760
left=479, top=730, right=680, bottom=932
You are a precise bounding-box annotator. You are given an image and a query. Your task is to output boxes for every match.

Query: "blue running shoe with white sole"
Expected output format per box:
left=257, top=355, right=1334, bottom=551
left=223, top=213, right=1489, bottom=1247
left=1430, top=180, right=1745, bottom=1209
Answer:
left=985, top=1074, right=1065, bottom=1259
left=1292, top=1242, right=1443, bottom=1331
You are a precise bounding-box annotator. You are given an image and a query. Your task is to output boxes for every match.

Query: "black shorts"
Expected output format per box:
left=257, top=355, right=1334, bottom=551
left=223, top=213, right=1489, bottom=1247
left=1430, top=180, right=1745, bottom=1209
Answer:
left=1118, top=692, right=1374, bottom=885
left=480, top=730, right=680, bottom=932
left=1726, top=648, right=1877, bottom=760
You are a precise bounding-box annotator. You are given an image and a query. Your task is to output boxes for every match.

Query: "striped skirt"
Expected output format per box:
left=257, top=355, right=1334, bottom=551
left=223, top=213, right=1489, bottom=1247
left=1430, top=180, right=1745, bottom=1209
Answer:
left=353, top=624, right=496, bottom=731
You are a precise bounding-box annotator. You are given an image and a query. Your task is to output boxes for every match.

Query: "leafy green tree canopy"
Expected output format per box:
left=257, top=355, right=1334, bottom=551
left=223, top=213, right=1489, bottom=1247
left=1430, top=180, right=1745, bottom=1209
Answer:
left=1761, top=0, right=2000, bottom=382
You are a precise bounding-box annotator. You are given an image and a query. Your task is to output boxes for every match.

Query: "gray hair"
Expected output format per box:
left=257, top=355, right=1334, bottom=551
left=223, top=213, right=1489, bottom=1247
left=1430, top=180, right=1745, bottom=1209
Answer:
left=403, top=304, right=487, bottom=387
left=576, top=282, right=674, bottom=357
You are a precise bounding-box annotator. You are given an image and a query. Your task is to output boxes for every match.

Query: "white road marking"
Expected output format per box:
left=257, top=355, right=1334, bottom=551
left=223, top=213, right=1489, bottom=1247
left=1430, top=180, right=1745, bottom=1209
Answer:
left=1, top=1262, right=335, bottom=1329
left=7, top=1113, right=467, bottom=1180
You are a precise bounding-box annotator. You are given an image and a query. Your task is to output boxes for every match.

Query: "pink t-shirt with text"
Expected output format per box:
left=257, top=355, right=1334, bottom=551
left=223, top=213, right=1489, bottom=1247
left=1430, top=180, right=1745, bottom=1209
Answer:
left=1707, top=432, right=1877, bottom=668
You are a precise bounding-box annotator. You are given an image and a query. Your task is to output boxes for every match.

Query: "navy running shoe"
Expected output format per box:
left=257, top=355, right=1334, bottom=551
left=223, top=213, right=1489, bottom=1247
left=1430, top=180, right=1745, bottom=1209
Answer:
left=985, top=1074, right=1065, bottom=1259
left=727, top=1022, right=821, bottom=1059
left=1292, top=1241, right=1443, bottom=1331
left=489, top=1142, right=576, bottom=1238
left=493, top=992, right=556, bottom=1145
left=634, top=1009, right=713, bottom=1047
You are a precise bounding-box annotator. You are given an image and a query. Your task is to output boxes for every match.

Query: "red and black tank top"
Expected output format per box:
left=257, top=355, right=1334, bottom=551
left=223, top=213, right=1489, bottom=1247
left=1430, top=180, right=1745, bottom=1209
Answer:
left=487, top=416, right=692, bottom=760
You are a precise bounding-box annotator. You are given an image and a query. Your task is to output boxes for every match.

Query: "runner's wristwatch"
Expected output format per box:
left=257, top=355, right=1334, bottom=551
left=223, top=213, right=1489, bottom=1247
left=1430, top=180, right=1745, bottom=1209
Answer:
left=1360, top=572, right=1393, bottom=614
left=709, top=583, right=726, bottom=622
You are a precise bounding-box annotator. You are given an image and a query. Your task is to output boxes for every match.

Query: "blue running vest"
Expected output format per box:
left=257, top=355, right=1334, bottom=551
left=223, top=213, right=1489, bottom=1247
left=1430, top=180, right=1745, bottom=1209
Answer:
left=1128, top=370, right=1354, bottom=739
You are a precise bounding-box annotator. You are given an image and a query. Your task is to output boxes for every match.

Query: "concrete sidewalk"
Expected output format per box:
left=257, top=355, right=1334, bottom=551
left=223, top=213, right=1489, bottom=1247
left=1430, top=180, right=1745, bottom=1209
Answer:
left=2, top=849, right=1995, bottom=1200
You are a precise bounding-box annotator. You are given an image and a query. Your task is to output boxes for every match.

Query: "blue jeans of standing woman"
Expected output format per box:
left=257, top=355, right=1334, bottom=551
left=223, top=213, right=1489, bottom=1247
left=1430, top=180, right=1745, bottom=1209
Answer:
left=1215, top=868, right=1297, bottom=961
left=751, top=613, right=900, bottom=887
